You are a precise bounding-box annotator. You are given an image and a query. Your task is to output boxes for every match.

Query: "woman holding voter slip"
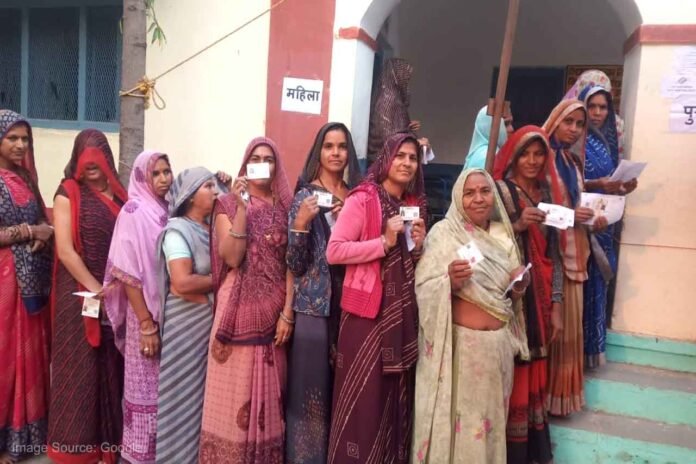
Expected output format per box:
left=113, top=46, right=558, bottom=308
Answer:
left=49, top=130, right=127, bottom=464
left=493, top=126, right=563, bottom=464
left=326, top=132, right=426, bottom=464
left=284, top=123, right=362, bottom=464
left=541, top=100, right=607, bottom=417
left=198, top=137, right=293, bottom=463
left=580, top=85, right=638, bottom=370
left=412, top=168, right=530, bottom=464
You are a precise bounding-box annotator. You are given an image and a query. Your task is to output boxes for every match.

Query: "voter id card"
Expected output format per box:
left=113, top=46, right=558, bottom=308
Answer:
left=457, top=241, right=485, bottom=266
left=400, top=206, right=420, bottom=221
left=246, top=162, right=271, bottom=180
left=314, top=191, right=334, bottom=208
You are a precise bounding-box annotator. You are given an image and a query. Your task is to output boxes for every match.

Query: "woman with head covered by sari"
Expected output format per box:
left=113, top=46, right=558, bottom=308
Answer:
left=103, top=150, right=173, bottom=463
left=48, top=129, right=127, bottom=464
left=198, top=137, right=293, bottom=464
left=326, top=132, right=427, bottom=464
left=463, top=106, right=510, bottom=170
left=412, top=168, right=529, bottom=464
left=493, top=126, right=563, bottom=464
left=0, top=110, right=52, bottom=464
left=285, top=122, right=362, bottom=464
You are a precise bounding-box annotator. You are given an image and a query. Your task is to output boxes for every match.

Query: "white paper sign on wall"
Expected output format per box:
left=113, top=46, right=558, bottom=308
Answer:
left=668, top=96, right=696, bottom=133
left=281, top=77, right=323, bottom=115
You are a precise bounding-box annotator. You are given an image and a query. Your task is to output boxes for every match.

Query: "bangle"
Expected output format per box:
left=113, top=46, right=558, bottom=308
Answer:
left=228, top=229, right=247, bottom=239
left=290, top=228, right=309, bottom=234
left=380, top=234, right=389, bottom=252
left=278, top=311, right=295, bottom=325
left=140, top=321, right=159, bottom=336
left=26, top=224, right=33, bottom=241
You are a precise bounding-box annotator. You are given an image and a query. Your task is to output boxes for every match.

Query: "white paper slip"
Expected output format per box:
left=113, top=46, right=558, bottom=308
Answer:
left=580, top=193, right=626, bottom=226
left=538, top=202, right=575, bottom=230
left=609, top=160, right=647, bottom=183
left=421, top=146, right=435, bottom=165
left=73, top=291, right=98, bottom=298
left=404, top=222, right=416, bottom=251
left=81, top=296, right=101, bottom=319
left=324, top=211, right=336, bottom=230
left=505, top=263, right=533, bottom=294
left=457, top=241, right=485, bottom=266
left=241, top=191, right=250, bottom=202
left=400, top=206, right=420, bottom=221
left=246, top=162, right=271, bottom=179
left=315, top=191, right=334, bottom=208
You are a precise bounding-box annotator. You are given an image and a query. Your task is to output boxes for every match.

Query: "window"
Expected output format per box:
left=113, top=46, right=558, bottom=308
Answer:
left=0, top=4, right=122, bottom=130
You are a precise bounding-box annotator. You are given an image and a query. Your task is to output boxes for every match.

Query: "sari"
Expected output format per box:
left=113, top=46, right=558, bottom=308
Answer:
left=285, top=122, right=362, bottom=464
left=199, top=137, right=291, bottom=464
left=463, top=106, right=508, bottom=170
left=155, top=167, right=217, bottom=464
left=542, top=100, right=590, bottom=416
left=580, top=87, right=620, bottom=368
left=412, top=168, right=526, bottom=464
left=367, top=58, right=414, bottom=164
left=0, top=110, right=51, bottom=461
left=104, top=150, right=170, bottom=464
left=48, top=130, right=127, bottom=464
left=326, top=132, right=427, bottom=464
left=493, top=126, right=561, bottom=464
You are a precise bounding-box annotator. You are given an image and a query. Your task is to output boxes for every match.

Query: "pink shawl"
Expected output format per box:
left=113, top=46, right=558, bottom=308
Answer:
left=104, top=150, right=170, bottom=352
left=212, top=137, right=292, bottom=345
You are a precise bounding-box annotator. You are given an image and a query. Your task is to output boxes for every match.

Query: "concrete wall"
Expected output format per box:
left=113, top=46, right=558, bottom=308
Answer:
left=143, top=0, right=271, bottom=177
left=32, top=128, right=119, bottom=206
left=393, top=0, right=630, bottom=165
left=613, top=43, right=696, bottom=341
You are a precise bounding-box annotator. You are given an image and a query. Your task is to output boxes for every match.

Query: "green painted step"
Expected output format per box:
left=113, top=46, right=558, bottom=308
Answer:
left=584, top=362, right=696, bottom=427
left=606, top=331, right=696, bottom=373
left=550, top=410, right=696, bottom=464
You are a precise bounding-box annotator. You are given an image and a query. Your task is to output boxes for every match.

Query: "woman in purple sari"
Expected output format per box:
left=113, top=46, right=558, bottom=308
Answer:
left=104, top=150, right=173, bottom=464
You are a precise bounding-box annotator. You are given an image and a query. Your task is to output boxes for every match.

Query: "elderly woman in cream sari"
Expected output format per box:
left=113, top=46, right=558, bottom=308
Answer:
left=412, top=168, right=530, bottom=464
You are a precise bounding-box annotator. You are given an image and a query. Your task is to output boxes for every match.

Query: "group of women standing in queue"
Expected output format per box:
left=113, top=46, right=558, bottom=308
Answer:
left=0, top=68, right=638, bottom=464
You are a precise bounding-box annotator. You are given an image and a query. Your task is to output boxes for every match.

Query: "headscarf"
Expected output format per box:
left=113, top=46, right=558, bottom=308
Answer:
left=412, top=168, right=528, bottom=462
left=104, top=150, right=170, bottom=353
left=53, top=131, right=127, bottom=347
left=542, top=101, right=591, bottom=281
left=156, top=167, right=217, bottom=331
left=580, top=86, right=620, bottom=166
left=463, top=105, right=508, bottom=170
left=297, top=122, right=362, bottom=192
left=367, top=58, right=414, bottom=163
left=212, top=137, right=292, bottom=345
left=564, top=69, right=625, bottom=158
left=0, top=110, right=51, bottom=313
left=493, top=126, right=554, bottom=351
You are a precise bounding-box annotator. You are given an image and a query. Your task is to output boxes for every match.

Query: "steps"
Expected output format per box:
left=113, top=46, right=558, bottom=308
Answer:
left=550, top=331, right=696, bottom=463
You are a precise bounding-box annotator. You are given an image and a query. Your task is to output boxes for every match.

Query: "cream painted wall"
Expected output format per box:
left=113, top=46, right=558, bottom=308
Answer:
left=613, top=44, right=696, bottom=341
left=32, top=128, right=119, bottom=206
left=143, top=0, right=270, bottom=177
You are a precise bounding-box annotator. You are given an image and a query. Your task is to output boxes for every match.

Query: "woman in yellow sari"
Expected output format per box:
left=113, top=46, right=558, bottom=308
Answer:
left=412, top=168, right=529, bottom=464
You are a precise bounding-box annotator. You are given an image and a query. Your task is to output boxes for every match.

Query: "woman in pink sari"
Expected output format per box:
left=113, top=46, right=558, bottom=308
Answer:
left=0, top=110, right=53, bottom=464
left=104, top=150, right=173, bottom=464
left=199, top=137, right=293, bottom=464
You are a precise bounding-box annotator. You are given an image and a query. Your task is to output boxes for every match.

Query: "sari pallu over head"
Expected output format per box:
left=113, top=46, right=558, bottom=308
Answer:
left=0, top=110, right=51, bottom=313
left=340, top=132, right=427, bottom=321
left=103, top=150, right=170, bottom=353
left=212, top=137, right=292, bottom=345
left=156, top=166, right=218, bottom=330
left=412, top=168, right=528, bottom=462
left=464, top=105, right=508, bottom=169
left=542, top=100, right=591, bottom=281
left=54, top=132, right=128, bottom=347
left=494, top=126, right=554, bottom=350
left=581, top=86, right=620, bottom=167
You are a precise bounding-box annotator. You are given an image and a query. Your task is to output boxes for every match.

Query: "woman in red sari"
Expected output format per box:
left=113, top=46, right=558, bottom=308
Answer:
left=493, top=126, right=563, bottom=464
left=48, top=130, right=128, bottom=464
left=0, top=110, right=53, bottom=464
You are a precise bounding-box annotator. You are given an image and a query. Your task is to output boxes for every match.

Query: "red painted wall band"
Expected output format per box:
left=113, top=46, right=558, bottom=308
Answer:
left=265, top=0, right=336, bottom=184
left=338, top=27, right=379, bottom=52
left=624, top=24, right=696, bottom=55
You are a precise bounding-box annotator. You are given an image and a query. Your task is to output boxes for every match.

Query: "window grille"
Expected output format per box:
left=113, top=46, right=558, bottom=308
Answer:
left=0, top=9, right=22, bottom=112
left=86, top=6, right=122, bottom=123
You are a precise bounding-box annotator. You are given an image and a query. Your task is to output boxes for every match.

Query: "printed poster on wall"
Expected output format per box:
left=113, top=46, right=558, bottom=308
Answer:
left=668, top=96, right=696, bottom=133
left=281, top=77, right=323, bottom=115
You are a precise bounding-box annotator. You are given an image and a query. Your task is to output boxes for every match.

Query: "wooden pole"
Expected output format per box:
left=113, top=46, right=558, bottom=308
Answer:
left=484, top=0, right=519, bottom=174
left=118, top=0, right=147, bottom=187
